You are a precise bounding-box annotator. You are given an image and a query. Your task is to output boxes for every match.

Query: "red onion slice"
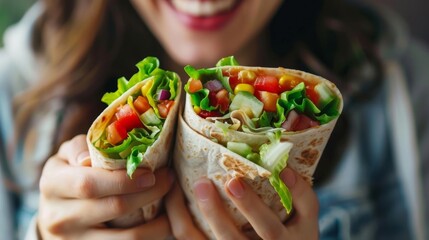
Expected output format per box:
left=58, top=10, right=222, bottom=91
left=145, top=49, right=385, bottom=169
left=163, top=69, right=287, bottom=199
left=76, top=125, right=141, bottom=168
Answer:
left=204, top=80, right=223, bottom=92
left=157, top=89, right=171, bottom=100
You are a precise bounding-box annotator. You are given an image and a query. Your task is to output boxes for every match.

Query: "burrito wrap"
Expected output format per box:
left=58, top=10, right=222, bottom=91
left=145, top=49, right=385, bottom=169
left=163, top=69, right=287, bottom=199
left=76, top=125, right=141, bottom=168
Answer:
left=175, top=113, right=286, bottom=238
left=87, top=76, right=181, bottom=227
left=174, top=66, right=343, bottom=238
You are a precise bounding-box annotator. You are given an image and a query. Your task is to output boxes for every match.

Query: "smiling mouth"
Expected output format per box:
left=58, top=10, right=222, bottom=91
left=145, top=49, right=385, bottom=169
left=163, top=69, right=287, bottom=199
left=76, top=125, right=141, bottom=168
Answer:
left=170, top=0, right=240, bottom=17
left=166, top=0, right=243, bottom=31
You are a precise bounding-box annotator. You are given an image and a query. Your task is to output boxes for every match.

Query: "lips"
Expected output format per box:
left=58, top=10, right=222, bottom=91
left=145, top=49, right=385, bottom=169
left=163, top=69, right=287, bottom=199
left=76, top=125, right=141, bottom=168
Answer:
left=166, top=0, right=243, bottom=31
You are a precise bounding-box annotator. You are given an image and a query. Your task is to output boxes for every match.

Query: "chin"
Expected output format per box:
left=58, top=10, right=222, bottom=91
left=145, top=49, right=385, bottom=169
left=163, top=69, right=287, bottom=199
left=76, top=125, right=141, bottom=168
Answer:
left=166, top=42, right=235, bottom=68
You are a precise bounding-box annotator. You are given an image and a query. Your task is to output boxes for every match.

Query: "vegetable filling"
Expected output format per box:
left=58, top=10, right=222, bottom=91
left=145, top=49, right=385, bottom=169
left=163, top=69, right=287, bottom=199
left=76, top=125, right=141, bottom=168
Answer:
left=93, top=57, right=179, bottom=177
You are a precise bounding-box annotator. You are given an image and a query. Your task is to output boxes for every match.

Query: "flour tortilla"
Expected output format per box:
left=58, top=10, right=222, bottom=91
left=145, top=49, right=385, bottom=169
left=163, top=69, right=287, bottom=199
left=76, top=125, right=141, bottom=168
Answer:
left=87, top=76, right=181, bottom=227
left=174, top=113, right=286, bottom=238
left=174, top=66, right=342, bottom=238
left=183, top=66, right=343, bottom=184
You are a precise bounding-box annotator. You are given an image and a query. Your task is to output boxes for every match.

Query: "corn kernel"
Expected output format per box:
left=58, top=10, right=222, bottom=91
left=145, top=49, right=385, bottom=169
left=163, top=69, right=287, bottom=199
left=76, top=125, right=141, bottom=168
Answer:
left=141, top=79, right=154, bottom=97
left=279, top=75, right=300, bottom=88
left=193, top=106, right=202, bottom=114
left=234, top=83, right=255, bottom=95
left=238, top=70, right=256, bottom=83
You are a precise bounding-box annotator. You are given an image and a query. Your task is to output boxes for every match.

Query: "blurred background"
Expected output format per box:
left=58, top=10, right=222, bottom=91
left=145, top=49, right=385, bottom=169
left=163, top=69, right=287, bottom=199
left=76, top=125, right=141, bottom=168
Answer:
left=0, top=0, right=35, bottom=47
left=371, top=0, right=429, bottom=45
left=0, top=0, right=428, bottom=46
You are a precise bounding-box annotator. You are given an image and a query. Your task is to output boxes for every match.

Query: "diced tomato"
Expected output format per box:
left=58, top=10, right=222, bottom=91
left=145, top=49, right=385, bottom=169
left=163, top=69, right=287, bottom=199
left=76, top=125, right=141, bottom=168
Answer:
left=106, top=121, right=128, bottom=145
left=198, top=110, right=222, bottom=118
left=294, top=115, right=320, bottom=131
left=255, top=91, right=279, bottom=112
left=254, top=75, right=280, bottom=93
left=158, top=100, right=174, bottom=118
left=228, top=75, right=240, bottom=91
left=133, top=96, right=151, bottom=114
left=208, top=91, right=218, bottom=107
left=215, top=89, right=230, bottom=112
left=188, top=79, right=203, bottom=93
left=115, top=105, right=143, bottom=131
left=115, top=105, right=134, bottom=119
left=305, top=85, right=319, bottom=105
left=208, top=89, right=229, bottom=112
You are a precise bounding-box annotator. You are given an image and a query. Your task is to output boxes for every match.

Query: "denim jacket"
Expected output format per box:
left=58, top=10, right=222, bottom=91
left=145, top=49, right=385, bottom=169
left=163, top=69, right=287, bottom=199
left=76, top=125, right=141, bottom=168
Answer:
left=316, top=5, right=429, bottom=239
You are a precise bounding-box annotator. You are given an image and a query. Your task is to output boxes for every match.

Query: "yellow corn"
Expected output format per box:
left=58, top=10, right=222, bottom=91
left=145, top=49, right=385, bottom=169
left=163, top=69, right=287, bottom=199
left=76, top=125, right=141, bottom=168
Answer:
left=279, top=74, right=300, bottom=88
left=193, top=106, right=202, bottom=114
left=141, top=79, right=154, bottom=97
left=234, top=83, right=255, bottom=95
left=238, top=70, right=256, bottom=83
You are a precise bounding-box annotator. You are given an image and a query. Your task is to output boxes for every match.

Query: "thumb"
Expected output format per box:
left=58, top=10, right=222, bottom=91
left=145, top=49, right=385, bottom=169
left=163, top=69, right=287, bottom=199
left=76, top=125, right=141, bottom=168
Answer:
left=58, top=134, right=91, bottom=166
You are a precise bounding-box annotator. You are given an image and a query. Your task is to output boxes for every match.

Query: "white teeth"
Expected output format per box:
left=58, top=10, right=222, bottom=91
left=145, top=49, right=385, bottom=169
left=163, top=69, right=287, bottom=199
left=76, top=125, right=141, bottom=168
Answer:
left=171, top=0, right=236, bottom=17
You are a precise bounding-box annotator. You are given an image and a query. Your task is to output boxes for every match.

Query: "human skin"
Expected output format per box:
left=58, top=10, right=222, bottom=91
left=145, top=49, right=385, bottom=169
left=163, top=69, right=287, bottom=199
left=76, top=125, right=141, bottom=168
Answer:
left=129, top=1, right=320, bottom=238
left=38, top=135, right=174, bottom=239
left=37, top=1, right=320, bottom=238
left=131, top=0, right=282, bottom=67
left=165, top=168, right=320, bottom=239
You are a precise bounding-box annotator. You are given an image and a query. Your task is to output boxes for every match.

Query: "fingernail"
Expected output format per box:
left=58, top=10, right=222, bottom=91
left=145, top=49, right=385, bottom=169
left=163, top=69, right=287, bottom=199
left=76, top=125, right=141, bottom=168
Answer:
left=77, top=151, right=90, bottom=166
left=137, top=173, right=155, bottom=188
left=193, top=178, right=211, bottom=202
left=227, top=178, right=245, bottom=198
left=281, top=168, right=296, bottom=188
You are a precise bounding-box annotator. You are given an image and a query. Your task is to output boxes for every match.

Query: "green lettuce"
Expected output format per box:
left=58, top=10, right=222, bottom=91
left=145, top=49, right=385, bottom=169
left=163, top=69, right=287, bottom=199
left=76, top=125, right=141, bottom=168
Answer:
left=96, top=56, right=177, bottom=177
left=183, top=56, right=239, bottom=105
left=226, top=130, right=293, bottom=213
left=259, top=131, right=293, bottom=213
left=101, top=57, right=179, bottom=118
left=275, top=82, right=340, bottom=127
left=101, top=57, right=160, bottom=105
left=216, top=56, right=239, bottom=67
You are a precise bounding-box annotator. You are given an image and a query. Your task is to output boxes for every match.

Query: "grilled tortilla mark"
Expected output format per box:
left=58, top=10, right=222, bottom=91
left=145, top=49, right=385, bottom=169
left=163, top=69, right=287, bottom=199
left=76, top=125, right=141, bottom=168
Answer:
left=221, top=154, right=270, bottom=178
left=210, top=131, right=225, bottom=143
left=297, top=148, right=319, bottom=166
left=309, top=137, right=324, bottom=147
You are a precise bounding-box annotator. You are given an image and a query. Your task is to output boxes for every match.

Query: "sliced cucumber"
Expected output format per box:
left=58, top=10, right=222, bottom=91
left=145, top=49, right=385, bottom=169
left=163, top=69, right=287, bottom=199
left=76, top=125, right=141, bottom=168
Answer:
left=314, top=82, right=335, bottom=109
left=229, top=91, right=264, bottom=118
left=227, top=142, right=253, bottom=158
left=140, top=108, right=161, bottom=126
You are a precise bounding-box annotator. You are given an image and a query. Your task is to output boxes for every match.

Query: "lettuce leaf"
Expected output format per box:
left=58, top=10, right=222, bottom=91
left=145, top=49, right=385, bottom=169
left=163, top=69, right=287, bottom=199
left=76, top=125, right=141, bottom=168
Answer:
left=225, top=129, right=293, bottom=213
left=259, top=131, right=293, bottom=213
left=184, top=65, right=228, bottom=110
left=145, top=69, right=170, bottom=117
left=216, top=56, right=239, bottom=67
left=96, top=56, right=177, bottom=177
left=275, top=82, right=339, bottom=126
left=127, top=144, right=149, bottom=178
left=102, top=57, right=160, bottom=105
left=183, top=56, right=240, bottom=111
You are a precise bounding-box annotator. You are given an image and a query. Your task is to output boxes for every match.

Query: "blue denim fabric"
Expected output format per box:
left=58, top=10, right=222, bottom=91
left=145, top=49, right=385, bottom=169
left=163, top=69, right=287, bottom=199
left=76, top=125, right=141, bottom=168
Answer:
left=316, top=87, right=412, bottom=240
left=318, top=171, right=411, bottom=240
left=17, top=201, right=37, bottom=240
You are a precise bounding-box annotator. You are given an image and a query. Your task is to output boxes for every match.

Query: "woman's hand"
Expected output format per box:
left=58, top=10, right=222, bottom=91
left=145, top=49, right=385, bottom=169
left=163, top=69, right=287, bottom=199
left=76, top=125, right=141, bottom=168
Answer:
left=166, top=168, right=319, bottom=240
left=38, top=135, right=174, bottom=239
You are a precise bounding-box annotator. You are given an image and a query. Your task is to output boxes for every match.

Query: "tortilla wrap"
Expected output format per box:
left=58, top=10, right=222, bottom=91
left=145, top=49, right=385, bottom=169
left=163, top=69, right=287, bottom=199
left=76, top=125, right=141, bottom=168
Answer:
left=175, top=112, right=289, bottom=238
left=174, top=66, right=343, bottom=238
left=87, top=76, right=181, bottom=227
